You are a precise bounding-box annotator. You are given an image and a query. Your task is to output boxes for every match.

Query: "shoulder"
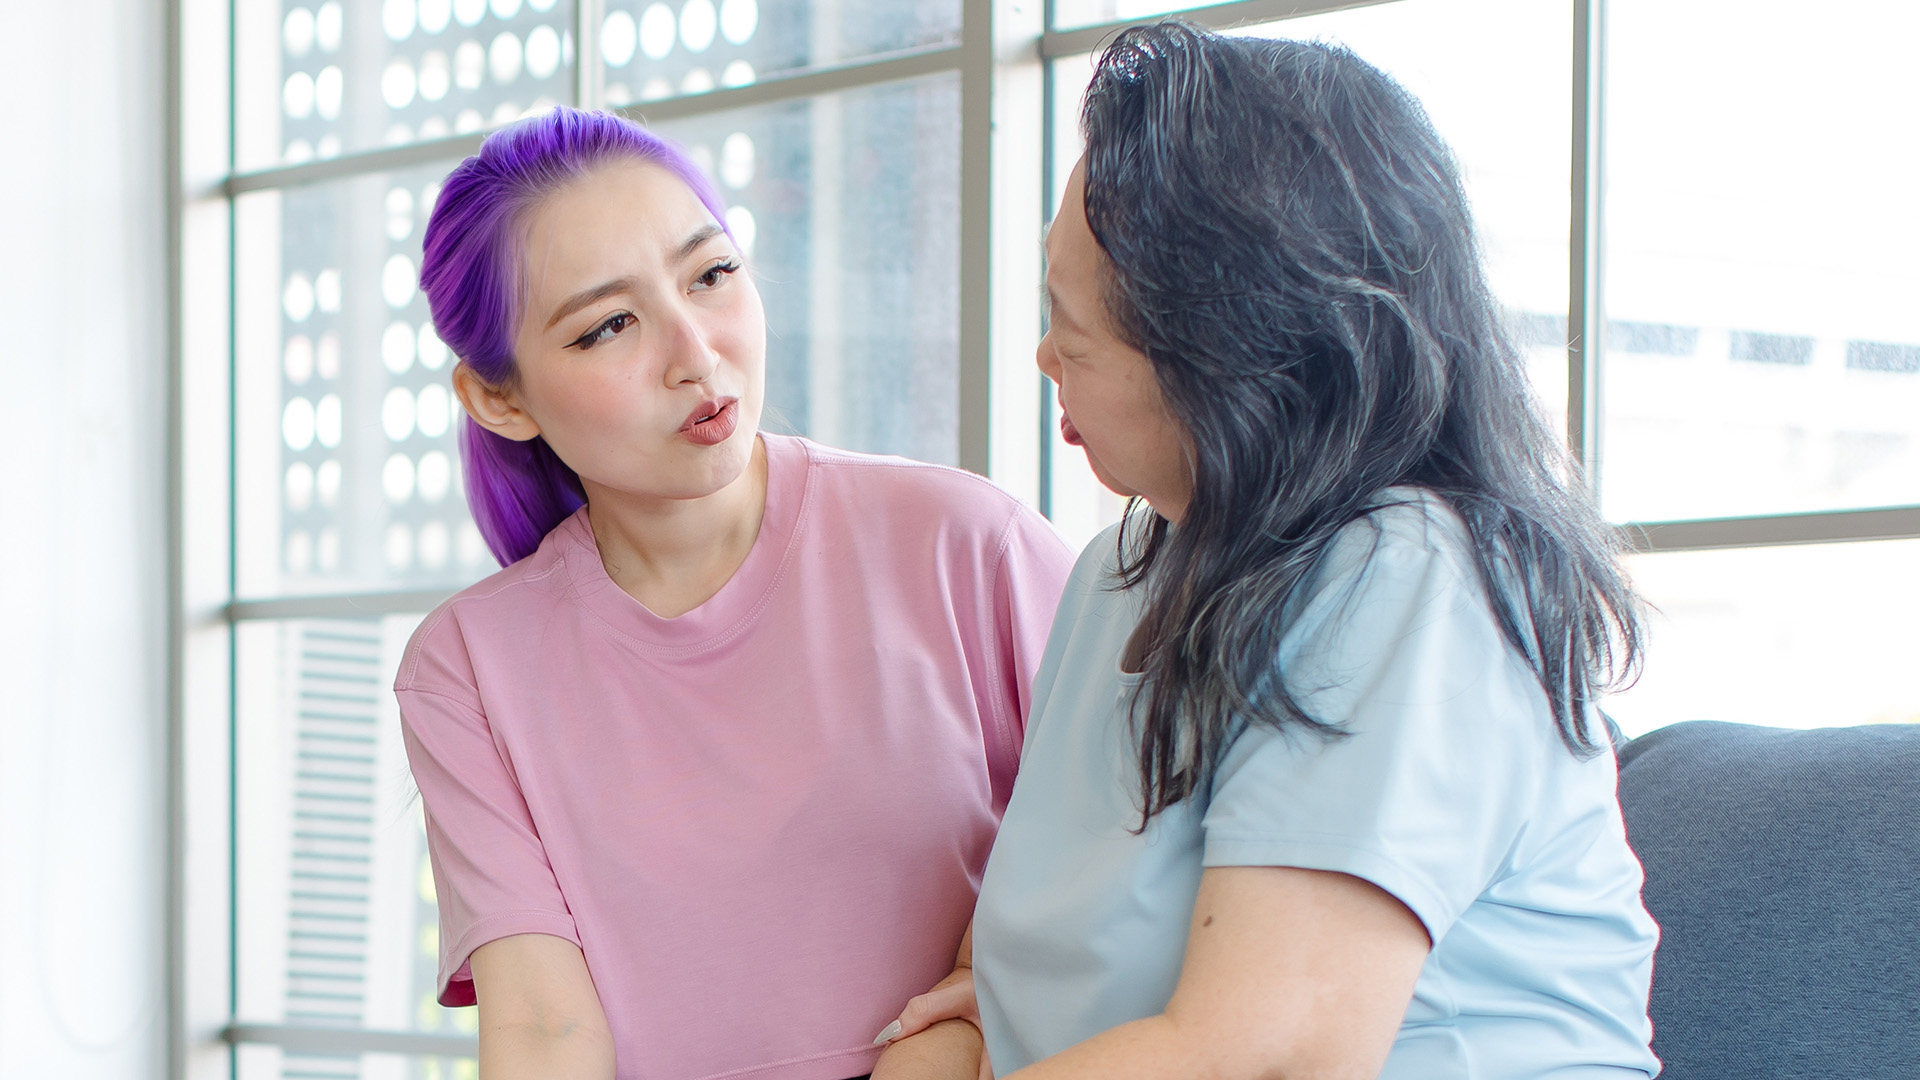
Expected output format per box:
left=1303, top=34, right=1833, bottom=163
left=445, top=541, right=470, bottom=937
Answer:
left=787, top=435, right=1067, bottom=555
left=1041, top=519, right=1143, bottom=629
left=1300, top=488, right=1482, bottom=614
left=1072, top=519, right=1130, bottom=585
left=1271, top=488, right=1518, bottom=700
left=394, top=517, right=579, bottom=698
left=792, top=435, right=1026, bottom=517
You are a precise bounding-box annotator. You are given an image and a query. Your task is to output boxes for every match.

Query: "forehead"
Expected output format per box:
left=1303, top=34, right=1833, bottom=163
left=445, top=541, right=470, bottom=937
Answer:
left=1045, top=163, right=1101, bottom=318
left=518, top=159, right=718, bottom=291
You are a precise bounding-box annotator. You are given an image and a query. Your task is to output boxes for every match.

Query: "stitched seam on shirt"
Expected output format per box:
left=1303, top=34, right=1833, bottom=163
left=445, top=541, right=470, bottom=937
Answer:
left=982, top=503, right=1025, bottom=774
left=690, top=1042, right=882, bottom=1080
left=795, top=444, right=1023, bottom=505
left=441, top=910, right=580, bottom=984
left=1204, top=831, right=1461, bottom=932
left=570, top=441, right=821, bottom=659
left=394, top=684, right=489, bottom=717
left=397, top=558, right=571, bottom=689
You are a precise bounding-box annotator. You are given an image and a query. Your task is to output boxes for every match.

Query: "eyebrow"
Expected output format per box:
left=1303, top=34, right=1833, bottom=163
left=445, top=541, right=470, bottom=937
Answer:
left=544, top=276, right=639, bottom=331
left=542, top=222, right=730, bottom=331
left=675, top=221, right=726, bottom=261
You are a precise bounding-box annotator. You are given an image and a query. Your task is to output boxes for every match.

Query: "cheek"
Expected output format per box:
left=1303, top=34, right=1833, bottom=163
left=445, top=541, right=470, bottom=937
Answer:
left=720, top=320, right=765, bottom=374
left=721, top=291, right=767, bottom=366
left=523, top=358, right=650, bottom=433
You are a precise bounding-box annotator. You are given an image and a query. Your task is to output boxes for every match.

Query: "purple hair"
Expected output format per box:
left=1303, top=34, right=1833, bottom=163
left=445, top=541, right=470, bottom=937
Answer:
left=420, top=106, right=731, bottom=565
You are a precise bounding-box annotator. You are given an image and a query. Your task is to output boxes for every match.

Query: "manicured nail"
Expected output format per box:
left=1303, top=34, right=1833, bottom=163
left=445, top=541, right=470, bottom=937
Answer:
left=872, top=1019, right=903, bottom=1045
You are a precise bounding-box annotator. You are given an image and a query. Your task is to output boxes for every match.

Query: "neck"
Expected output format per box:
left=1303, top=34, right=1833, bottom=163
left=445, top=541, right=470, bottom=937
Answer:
left=581, top=436, right=769, bottom=618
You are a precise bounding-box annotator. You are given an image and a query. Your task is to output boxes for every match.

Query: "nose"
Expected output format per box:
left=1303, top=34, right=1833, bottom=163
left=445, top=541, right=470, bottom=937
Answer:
left=661, top=308, right=721, bottom=387
left=1035, top=331, right=1062, bottom=384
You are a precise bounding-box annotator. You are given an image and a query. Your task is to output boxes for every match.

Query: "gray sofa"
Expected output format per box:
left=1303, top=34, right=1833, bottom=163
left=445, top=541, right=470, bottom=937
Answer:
left=1616, top=720, right=1920, bottom=1078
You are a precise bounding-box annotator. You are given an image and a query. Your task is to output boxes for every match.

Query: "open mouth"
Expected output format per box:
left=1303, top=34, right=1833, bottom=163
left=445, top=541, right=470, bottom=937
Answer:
left=681, top=397, right=736, bottom=432
left=680, top=397, right=741, bottom=445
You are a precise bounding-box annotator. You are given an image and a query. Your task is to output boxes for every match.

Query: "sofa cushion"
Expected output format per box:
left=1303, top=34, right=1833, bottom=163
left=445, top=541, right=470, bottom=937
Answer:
left=1617, top=720, right=1920, bottom=1079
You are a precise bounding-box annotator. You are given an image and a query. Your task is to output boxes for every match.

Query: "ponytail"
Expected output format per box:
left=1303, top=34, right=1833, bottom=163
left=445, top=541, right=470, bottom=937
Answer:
left=458, top=418, right=586, bottom=565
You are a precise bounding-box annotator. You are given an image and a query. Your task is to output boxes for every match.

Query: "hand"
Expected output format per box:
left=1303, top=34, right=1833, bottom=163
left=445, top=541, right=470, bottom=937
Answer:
left=874, top=966, right=992, bottom=1080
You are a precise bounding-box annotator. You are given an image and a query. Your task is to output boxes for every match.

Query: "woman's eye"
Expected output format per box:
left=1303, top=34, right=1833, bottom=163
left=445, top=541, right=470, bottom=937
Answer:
left=693, top=259, right=741, bottom=291
left=572, top=312, right=634, bottom=350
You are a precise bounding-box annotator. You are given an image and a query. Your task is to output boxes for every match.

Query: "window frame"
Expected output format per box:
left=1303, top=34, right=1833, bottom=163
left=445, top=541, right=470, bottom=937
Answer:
left=166, top=0, right=1920, bottom=1075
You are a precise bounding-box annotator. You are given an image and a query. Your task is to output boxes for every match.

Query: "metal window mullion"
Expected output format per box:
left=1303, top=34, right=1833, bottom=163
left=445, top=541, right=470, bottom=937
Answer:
left=1623, top=506, right=1920, bottom=554
left=574, top=0, right=605, bottom=108
left=1000, top=0, right=1047, bottom=502
left=226, top=44, right=967, bottom=196
left=227, top=589, right=456, bottom=623
left=958, top=0, right=995, bottom=478
left=226, top=1023, right=478, bottom=1060
left=174, top=0, right=239, bottom=1076
left=1569, top=0, right=1605, bottom=485
left=1041, top=0, right=1398, bottom=57
left=1036, top=0, right=1058, bottom=518
left=165, top=2, right=186, bottom=1072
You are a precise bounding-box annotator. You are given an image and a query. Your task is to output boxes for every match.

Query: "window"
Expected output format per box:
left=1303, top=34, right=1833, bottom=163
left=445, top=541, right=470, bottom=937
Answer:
left=176, top=0, right=1028, bottom=1074
left=1036, top=0, right=1920, bottom=733
left=172, top=1, right=1920, bottom=1074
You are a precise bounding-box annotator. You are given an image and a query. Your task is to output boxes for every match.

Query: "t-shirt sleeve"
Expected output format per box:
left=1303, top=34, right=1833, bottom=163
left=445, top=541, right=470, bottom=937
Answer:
left=398, top=675, right=582, bottom=1006
left=1199, top=511, right=1546, bottom=945
left=984, top=505, right=1078, bottom=807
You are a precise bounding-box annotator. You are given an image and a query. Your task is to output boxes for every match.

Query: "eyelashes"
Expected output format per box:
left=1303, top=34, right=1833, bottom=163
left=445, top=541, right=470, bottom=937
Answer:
left=567, top=259, right=743, bottom=351
left=570, top=311, right=635, bottom=350
left=695, top=258, right=742, bottom=290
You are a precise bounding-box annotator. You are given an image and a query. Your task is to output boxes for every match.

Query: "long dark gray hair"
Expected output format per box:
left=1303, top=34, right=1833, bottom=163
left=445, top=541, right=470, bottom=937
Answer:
left=1083, top=22, right=1643, bottom=825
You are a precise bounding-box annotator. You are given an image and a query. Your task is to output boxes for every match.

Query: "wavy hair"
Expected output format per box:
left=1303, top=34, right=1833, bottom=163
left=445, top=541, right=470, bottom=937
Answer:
left=1079, top=22, right=1643, bottom=824
left=420, top=106, right=730, bottom=565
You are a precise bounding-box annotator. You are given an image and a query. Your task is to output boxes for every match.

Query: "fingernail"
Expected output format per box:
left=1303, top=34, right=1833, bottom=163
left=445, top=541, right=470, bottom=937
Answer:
left=872, top=1019, right=903, bottom=1045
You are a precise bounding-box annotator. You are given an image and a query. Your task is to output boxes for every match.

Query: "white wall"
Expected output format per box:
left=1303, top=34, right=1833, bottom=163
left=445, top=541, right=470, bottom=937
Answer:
left=0, top=0, right=170, bottom=1077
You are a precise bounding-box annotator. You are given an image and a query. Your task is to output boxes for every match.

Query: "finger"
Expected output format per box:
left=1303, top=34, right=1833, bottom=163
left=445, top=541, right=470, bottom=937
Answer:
left=870, top=1018, right=905, bottom=1046
left=873, top=977, right=981, bottom=1044
left=908, top=978, right=981, bottom=1028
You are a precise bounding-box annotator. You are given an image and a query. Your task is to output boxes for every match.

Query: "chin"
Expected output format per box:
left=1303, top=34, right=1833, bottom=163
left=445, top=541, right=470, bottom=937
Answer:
left=1084, top=451, right=1138, bottom=501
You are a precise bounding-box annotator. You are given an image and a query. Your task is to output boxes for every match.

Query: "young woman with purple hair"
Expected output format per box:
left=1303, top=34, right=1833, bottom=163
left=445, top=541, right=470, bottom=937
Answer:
left=393, top=106, right=1072, bottom=1080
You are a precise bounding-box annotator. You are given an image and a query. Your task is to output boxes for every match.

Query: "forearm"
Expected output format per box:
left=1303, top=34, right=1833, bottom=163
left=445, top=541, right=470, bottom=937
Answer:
left=870, top=1017, right=984, bottom=1080
left=998, top=1015, right=1211, bottom=1080
left=479, top=1017, right=616, bottom=1080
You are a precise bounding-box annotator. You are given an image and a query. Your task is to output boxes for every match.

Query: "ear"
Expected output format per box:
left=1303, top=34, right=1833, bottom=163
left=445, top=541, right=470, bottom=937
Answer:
left=452, top=361, right=541, bottom=442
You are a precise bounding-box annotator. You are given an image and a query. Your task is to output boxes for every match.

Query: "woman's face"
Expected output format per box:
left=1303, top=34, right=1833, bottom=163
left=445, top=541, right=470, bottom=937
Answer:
left=1037, top=158, right=1192, bottom=521
left=463, top=158, right=766, bottom=505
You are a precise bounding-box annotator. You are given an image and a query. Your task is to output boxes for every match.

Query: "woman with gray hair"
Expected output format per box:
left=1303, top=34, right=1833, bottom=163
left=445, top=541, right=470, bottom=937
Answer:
left=883, top=20, right=1658, bottom=1079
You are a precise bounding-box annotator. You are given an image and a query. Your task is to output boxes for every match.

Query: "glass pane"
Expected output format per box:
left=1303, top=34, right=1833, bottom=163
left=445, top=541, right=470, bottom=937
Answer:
left=1044, top=0, right=1570, bottom=547
left=236, top=0, right=577, bottom=171
left=652, top=74, right=962, bottom=464
left=238, top=1043, right=476, bottom=1080
left=1051, top=0, right=1205, bottom=31
left=234, top=615, right=470, bottom=1048
left=1599, top=3, right=1920, bottom=522
left=598, top=0, right=960, bottom=105
left=237, top=166, right=496, bottom=599
left=1606, top=540, right=1920, bottom=738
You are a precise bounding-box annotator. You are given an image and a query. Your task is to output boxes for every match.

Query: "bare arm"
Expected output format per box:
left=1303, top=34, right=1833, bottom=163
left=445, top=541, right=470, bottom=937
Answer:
left=1004, top=865, right=1429, bottom=1080
left=870, top=923, right=987, bottom=1080
left=469, top=933, right=617, bottom=1080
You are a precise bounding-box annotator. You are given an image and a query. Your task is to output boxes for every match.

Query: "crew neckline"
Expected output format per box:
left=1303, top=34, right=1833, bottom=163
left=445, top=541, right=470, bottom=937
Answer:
left=557, top=432, right=813, bottom=654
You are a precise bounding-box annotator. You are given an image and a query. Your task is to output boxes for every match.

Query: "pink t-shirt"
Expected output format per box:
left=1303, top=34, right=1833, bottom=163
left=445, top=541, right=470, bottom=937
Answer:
left=395, top=434, right=1075, bottom=1080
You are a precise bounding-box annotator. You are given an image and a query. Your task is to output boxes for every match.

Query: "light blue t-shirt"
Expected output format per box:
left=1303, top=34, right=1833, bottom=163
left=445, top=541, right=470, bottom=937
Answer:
left=973, top=493, right=1658, bottom=1079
